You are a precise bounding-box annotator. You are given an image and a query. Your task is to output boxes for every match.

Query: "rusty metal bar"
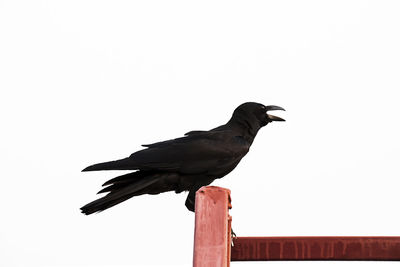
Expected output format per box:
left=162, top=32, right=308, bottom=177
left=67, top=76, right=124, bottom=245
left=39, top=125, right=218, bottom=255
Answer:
left=193, top=186, right=232, bottom=267
left=231, top=236, right=400, bottom=261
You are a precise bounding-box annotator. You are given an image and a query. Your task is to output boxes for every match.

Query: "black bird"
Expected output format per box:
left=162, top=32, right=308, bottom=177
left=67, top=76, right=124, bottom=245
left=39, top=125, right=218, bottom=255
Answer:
left=81, top=102, right=285, bottom=215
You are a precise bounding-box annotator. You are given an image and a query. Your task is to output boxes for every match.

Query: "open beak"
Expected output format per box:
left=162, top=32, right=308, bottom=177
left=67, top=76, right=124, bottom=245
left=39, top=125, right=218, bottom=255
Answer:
left=265, top=105, right=285, bottom=121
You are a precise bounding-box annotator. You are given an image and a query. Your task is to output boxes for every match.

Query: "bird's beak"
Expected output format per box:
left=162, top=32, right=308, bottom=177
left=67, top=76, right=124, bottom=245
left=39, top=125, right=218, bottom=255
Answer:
left=265, top=105, right=285, bottom=121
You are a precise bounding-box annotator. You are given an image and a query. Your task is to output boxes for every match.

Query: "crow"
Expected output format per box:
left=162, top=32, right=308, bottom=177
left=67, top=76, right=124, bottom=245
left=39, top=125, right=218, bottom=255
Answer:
left=81, top=102, right=285, bottom=215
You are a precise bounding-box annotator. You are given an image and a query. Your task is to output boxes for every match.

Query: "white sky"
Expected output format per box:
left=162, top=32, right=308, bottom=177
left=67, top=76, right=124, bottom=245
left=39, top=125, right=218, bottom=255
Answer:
left=1, top=0, right=399, bottom=266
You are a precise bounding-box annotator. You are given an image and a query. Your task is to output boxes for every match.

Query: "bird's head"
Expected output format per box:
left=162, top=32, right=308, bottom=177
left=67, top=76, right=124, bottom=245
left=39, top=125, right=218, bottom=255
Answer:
left=232, top=102, right=285, bottom=129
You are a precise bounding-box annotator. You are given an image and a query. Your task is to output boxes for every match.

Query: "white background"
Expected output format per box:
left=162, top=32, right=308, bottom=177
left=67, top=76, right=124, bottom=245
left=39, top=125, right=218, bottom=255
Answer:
left=1, top=0, right=399, bottom=266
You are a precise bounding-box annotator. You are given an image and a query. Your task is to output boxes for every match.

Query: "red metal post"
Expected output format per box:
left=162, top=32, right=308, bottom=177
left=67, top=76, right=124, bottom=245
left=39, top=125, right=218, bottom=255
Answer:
left=193, top=186, right=232, bottom=267
left=231, top=236, right=400, bottom=261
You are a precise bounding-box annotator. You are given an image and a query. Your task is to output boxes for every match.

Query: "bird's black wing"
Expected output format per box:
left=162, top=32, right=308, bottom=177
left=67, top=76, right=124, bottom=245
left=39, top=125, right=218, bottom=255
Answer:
left=82, top=131, right=249, bottom=175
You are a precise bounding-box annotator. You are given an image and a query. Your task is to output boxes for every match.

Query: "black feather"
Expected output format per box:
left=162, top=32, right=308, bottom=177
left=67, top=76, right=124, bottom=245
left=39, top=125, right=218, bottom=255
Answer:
left=82, top=158, right=137, bottom=172
left=81, top=175, right=160, bottom=215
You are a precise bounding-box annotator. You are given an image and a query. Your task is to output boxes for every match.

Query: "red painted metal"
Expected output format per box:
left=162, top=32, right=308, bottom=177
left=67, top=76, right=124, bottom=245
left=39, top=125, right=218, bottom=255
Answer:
left=231, top=236, right=400, bottom=261
left=193, top=186, right=232, bottom=267
left=192, top=186, right=400, bottom=264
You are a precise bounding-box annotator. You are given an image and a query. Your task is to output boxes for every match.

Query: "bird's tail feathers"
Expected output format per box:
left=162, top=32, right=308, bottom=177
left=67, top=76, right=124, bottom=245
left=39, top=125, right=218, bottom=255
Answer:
left=101, top=171, right=152, bottom=186
left=80, top=172, right=159, bottom=215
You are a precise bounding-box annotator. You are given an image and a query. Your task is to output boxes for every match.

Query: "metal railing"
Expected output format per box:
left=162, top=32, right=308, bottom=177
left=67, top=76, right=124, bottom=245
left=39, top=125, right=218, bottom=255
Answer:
left=193, top=186, right=400, bottom=266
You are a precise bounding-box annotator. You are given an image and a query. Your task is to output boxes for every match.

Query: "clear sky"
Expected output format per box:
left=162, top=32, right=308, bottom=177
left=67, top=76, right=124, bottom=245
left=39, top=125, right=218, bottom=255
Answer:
left=1, top=1, right=399, bottom=266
